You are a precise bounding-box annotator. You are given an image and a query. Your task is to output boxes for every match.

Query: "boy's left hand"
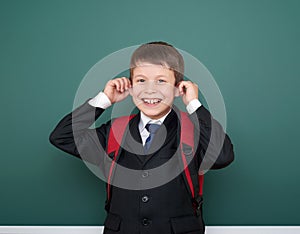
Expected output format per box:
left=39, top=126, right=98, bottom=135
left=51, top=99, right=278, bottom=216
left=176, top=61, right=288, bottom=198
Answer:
left=177, top=81, right=199, bottom=106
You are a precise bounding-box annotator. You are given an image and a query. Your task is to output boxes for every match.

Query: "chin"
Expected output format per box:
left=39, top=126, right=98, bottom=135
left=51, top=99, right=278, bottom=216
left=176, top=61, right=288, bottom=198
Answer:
left=142, top=110, right=160, bottom=118
left=143, top=108, right=171, bottom=119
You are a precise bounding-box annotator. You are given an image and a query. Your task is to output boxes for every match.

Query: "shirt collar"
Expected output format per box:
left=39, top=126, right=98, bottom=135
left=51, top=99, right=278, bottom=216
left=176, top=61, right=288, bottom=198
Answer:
left=139, top=109, right=171, bottom=132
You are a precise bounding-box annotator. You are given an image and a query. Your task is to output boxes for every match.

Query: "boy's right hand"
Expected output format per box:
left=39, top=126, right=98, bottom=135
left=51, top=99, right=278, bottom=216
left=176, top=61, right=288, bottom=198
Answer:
left=103, top=77, right=131, bottom=104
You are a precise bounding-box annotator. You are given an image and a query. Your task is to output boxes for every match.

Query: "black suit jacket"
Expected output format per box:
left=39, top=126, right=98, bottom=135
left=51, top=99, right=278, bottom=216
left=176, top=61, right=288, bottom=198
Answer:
left=49, top=99, right=234, bottom=234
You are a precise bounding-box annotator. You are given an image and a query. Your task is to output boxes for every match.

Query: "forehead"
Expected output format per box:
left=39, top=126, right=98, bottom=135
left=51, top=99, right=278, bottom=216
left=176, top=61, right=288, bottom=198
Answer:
left=132, top=63, right=175, bottom=78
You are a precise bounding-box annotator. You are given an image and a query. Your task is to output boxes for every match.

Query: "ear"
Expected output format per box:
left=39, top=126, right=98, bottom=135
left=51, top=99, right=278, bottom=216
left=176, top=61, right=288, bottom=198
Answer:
left=174, top=86, right=180, bottom=97
left=129, top=87, right=133, bottom=96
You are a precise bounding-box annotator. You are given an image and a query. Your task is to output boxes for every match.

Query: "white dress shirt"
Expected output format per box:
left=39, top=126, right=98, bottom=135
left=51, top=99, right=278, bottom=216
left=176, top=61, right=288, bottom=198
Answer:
left=88, top=92, right=202, bottom=145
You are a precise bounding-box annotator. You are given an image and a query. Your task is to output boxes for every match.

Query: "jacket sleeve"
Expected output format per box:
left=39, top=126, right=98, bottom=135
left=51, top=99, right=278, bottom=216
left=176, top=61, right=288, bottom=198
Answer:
left=190, top=105, right=234, bottom=170
left=49, top=99, right=110, bottom=166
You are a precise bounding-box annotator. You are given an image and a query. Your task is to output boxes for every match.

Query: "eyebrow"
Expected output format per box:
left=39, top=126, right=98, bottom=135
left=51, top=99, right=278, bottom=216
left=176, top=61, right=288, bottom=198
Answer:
left=133, top=74, right=168, bottom=79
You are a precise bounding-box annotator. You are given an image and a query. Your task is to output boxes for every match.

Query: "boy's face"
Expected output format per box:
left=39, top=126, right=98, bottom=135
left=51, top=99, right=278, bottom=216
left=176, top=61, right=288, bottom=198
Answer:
left=130, top=63, right=179, bottom=119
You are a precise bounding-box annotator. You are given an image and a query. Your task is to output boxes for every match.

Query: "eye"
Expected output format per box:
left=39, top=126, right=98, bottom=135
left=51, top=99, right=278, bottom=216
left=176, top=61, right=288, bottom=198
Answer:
left=157, top=79, right=166, bottom=83
left=136, top=78, right=145, bottom=83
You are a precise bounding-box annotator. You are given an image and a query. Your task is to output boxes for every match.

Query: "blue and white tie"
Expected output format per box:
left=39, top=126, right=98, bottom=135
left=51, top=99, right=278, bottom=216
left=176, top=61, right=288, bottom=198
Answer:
left=144, top=123, right=160, bottom=153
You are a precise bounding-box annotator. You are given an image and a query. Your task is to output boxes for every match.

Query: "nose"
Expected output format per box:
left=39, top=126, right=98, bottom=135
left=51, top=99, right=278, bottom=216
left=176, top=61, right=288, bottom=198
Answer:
left=144, top=81, right=157, bottom=94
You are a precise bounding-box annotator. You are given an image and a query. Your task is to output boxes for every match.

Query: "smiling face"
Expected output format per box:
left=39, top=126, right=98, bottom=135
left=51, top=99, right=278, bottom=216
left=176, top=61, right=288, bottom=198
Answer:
left=130, top=63, right=179, bottom=119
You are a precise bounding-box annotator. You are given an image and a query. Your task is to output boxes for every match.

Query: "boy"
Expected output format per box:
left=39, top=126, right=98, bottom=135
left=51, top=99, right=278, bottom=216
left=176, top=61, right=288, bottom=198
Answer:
left=49, top=41, right=234, bottom=234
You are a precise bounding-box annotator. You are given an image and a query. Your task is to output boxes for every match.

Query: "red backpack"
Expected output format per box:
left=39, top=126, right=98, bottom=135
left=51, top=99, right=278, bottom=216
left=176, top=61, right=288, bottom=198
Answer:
left=105, top=111, right=204, bottom=216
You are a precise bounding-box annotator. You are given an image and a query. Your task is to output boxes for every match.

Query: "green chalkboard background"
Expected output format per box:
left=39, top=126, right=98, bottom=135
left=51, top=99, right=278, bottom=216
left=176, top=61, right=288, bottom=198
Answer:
left=1, top=0, right=299, bottom=225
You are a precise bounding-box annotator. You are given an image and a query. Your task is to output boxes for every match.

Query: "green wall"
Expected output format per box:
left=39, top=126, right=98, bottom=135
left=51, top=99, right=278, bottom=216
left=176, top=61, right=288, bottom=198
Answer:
left=1, top=0, right=299, bottom=225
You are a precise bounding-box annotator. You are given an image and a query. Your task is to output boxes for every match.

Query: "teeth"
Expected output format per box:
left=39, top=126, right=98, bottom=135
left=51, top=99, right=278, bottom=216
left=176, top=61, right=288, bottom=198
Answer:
left=143, top=98, right=161, bottom=104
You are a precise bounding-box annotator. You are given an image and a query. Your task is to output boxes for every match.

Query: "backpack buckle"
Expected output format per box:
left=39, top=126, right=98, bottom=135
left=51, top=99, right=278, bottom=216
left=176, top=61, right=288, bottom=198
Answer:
left=192, top=196, right=203, bottom=217
left=182, top=143, right=193, bottom=157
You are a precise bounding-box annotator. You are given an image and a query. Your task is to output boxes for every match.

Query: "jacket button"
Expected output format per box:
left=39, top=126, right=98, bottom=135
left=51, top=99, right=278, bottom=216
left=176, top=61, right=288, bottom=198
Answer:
left=142, top=195, right=149, bottom=203
left=142, top=218, right=150, bottom=226
left=142, top=171, right=149, bottom=178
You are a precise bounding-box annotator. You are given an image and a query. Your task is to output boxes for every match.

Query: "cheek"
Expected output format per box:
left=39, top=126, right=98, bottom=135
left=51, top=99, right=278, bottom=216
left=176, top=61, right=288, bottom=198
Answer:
left=130, top=85, right=144, bottom=97
left=161, top=86, right=176, bottom=98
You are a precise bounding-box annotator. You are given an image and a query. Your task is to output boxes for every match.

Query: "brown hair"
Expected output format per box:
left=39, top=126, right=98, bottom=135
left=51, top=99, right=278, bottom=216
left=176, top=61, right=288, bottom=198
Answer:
left=130, top=41, right=184, bottom=85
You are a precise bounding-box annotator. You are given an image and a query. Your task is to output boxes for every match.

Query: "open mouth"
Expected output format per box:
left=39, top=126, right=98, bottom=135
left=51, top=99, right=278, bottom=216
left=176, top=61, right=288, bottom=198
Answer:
left=142, top=98, right=162, bottom=105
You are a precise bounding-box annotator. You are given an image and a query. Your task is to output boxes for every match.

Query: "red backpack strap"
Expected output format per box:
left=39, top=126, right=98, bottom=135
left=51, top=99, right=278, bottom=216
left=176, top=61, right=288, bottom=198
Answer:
left=180, top=111, right=204, bottom=215
left=106, top=115, right=136, bottom=202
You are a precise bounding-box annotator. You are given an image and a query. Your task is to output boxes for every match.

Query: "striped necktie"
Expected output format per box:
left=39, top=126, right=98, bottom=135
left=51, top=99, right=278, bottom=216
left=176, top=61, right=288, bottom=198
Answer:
left=144, top=123, right=160, bottom=153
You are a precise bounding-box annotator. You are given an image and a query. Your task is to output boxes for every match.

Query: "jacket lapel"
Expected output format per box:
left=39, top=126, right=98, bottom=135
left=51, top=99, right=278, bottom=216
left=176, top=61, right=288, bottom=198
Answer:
left=122, top=114, right=146, bottom=164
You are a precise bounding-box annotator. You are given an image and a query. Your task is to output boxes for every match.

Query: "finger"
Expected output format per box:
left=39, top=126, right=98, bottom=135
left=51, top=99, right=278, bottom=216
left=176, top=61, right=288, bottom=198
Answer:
left=181, top=81, right=192, bottom=87
left=177, top=82, right=187, bottom=95
left=112, top=79, right=122, bottom=92
left=124, top=77, right=132, bottom=89
left=117, top=77, right=129, bottom=92
left=117, top=78, right=125, bottom=92
left=179, top=81, right=195, bottom=93
left=120, top=77, right=131, bottom=90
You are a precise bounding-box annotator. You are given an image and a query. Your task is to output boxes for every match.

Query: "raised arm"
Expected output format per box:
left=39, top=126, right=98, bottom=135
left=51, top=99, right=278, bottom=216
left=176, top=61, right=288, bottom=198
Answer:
left=49, top=77, right=132, bottom=165
left=49, top=99, right=108, bottom=165
left=192, top=105, right=234, bottom=170
left=178, top=81, right=234, bottom=170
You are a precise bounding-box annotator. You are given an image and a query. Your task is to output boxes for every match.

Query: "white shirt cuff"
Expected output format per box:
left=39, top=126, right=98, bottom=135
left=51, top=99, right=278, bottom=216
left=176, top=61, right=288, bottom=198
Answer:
left=88, top=92, right=112, bottom=109
left=186, top=99, right=202, bottom=114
